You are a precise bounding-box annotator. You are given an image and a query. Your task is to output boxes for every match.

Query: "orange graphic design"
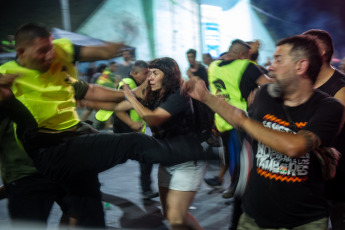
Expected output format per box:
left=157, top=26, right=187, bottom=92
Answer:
left=263, top=114, right=307, bottom=129
left=257, top=168, right=308, bottom=183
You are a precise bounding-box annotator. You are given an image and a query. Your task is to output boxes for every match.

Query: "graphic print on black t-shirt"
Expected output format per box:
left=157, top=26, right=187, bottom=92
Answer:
left=257, top=113, right=309, bottom=183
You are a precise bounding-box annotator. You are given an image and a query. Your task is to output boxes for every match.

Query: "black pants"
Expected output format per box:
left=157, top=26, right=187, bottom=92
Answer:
left=5, top=174, right=65, bottom=226
left=139, top=162, right=154, bottom=193
left=31, top=132, right=214, bottom=182
left=5, top=173, right=104, bottom=228
left=29, top=132, right=215, bottom=226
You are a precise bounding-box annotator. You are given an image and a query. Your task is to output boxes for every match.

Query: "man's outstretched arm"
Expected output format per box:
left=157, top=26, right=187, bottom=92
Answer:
left=79, top=42, right=125, bottom=62
left=182, top=76, right=321, bottom=158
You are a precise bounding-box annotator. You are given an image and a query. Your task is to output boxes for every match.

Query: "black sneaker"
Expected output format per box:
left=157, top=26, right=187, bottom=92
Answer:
left=204, top=176, right=222, bottom=188
left=142, top=190, right=159, bottom=200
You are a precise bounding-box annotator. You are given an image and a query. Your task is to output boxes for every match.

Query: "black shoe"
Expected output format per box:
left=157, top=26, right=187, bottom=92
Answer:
left=142, top=190, right=159, bottom=200
left=204, top=176, right=222, bottom=188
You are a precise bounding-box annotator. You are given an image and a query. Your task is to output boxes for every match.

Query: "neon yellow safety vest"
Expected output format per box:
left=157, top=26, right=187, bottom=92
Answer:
left=95, top=77, right=146, bottom=133
left=208, top=59, right=250, bottom=132
left=0, top=38, right=80, bottom=130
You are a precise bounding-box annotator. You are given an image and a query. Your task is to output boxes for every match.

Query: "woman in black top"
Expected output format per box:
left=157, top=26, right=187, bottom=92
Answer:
left=122, top=57, right=206, bottom=230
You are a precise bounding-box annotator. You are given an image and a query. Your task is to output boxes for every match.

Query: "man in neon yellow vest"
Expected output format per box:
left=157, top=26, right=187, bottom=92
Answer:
left=114, top=60, right=158, bottom=200
left=96, top=60, right=157, bottom=199
left=205, top=39, right=271, bottom=186
left=0, top=22, right=127, bottom=228
left=205, top=39, right=271, bottom=230
left=0, top=23, right=219, bottom=228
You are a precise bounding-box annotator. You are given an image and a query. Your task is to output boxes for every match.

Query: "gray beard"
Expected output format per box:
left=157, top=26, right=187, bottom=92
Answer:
left=267, top=81, right=283, bottom=98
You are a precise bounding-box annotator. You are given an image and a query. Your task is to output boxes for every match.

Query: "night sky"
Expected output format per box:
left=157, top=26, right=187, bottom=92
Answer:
left=251, top=0, right=345, bottom=58
left=2, top=0, right=345, bottom=59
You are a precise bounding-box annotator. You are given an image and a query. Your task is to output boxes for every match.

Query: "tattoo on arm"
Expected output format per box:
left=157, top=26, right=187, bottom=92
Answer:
left=297, top=130, right=321, bottom=152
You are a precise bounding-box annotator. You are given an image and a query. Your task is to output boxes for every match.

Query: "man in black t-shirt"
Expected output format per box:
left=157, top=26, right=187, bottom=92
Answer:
left=183, top=35, right=344, bottom=229
left=303, top=29, right=345, bottom=230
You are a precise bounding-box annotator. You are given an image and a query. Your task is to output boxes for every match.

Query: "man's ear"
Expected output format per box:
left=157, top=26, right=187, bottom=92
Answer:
left=16, top=47, right=25, bottom=58
left=296, top=59, right=308, bottom=75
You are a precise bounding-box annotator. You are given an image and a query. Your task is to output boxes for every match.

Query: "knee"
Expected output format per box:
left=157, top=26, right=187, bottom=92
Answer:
left=166, top=211, right=185, bottom=227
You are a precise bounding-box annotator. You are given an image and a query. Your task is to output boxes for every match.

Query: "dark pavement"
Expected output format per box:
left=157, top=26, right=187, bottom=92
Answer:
left=0, top=160, right=233, bottom=230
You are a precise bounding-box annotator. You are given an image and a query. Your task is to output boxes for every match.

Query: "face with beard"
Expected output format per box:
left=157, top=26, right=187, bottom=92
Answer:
left=267, top=79, right=283, bottom=98
left=267, top=44, right=300, bottom=98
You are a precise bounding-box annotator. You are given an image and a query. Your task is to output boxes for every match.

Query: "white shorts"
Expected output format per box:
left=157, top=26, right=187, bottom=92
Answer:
left=158, top=161, right=207, bottom=191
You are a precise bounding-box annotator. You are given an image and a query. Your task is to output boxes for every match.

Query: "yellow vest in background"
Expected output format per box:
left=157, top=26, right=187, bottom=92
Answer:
left=95, top=77, right=146, bottom=133
left=208, top=59, right=250, bottom=132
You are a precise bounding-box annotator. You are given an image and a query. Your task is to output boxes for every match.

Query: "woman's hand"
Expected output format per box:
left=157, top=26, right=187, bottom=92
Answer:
left=123, top=83, right=136, bottom=100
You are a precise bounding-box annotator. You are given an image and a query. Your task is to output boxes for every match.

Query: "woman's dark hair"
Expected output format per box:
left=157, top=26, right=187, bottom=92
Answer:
left=144, top=57, right=183, bottom=108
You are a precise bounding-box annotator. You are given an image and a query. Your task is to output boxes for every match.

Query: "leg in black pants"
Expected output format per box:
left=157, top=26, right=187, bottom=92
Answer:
left=5, top=174, right=62, bottom=226
left=28, top=132, right=216, bottom=227
left=31, top=132, right=215, bottom=182
left=62, top=173, right=105, bottom=228
left=140, top=162, right=154, bottom=193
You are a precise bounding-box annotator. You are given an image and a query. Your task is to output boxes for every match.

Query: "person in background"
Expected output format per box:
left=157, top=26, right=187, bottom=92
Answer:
left=116, top=49, right=134, bottom=79
left=303, top=29, right=345, bottom=230
left=186, top=49, right=209, bottom=89
left=202, top=53, right=214, bottom=70
left=96, top=60, right=159, bottom=200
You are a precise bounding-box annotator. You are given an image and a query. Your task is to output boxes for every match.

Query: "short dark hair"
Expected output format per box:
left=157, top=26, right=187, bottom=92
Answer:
left=186, top=49, right=197, bottom=57
left=231, top=39, right=251, bottom=49
left=303, top=29, right=334, bottom=64
left=15, top=22, right=50, bottom=47
left=203, top=53, right=212, bottom=58
left=276, top=35, right=322, bottom=83
left=133, top=60, right=148, bottom=69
